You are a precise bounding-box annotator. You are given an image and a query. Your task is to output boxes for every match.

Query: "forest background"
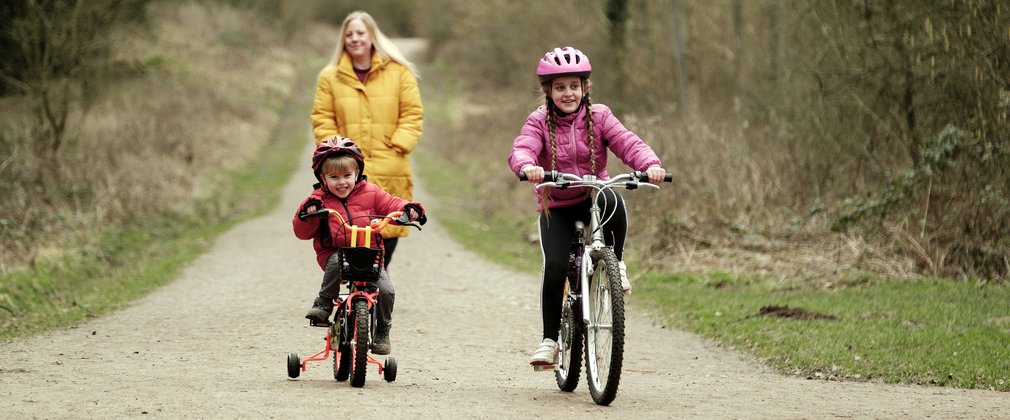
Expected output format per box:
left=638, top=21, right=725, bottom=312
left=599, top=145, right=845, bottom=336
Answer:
left=6, top=0, right=1005, bottom=283
left=0, top=0, right=1007, bottom=387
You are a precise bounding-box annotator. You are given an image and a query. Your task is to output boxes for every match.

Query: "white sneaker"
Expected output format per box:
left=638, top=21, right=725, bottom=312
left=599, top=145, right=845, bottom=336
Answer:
left=619, top=261, right=631, bottom=294
left=529, top=338, right=558, bottom=365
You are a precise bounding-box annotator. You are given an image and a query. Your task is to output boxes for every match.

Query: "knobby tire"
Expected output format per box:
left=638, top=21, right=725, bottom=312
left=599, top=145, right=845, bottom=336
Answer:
left=584, top=249, right=624, bottom=405
left=350, top=300, right=370, bottom=387
left=331, top=320, right=351, bottom=381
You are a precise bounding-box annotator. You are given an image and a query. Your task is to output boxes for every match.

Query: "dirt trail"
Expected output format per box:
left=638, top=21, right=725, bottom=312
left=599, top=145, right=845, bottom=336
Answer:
left=2, top=39, right=1007, bottom=419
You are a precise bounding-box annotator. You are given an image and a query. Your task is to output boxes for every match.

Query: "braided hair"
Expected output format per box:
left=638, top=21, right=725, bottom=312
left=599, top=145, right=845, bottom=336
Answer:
left=541, top=76, right=597, bottom=213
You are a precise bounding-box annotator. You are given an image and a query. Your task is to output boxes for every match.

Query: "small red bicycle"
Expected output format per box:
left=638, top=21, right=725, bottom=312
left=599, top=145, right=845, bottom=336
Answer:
left=286, top=210, right=422, bottom=387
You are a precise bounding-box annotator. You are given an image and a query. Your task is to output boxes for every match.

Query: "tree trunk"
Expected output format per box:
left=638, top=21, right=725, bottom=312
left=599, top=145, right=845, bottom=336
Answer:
left=670, top=0, right=690, bottom=114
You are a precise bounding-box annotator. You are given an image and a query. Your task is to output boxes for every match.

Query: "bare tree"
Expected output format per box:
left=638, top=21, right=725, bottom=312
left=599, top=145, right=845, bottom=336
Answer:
left=5, top=0, right=139, bottom=157
left=669, top=0, right=689, bottom=114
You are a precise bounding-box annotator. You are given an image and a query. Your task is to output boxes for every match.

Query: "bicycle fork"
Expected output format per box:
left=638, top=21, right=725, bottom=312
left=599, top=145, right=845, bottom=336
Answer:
left=579, top=202, right=607, bottom=326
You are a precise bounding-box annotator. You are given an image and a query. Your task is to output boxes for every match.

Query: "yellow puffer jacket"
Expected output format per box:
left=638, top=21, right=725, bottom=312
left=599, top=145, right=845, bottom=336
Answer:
left=311, top=51, right=423, bottom=238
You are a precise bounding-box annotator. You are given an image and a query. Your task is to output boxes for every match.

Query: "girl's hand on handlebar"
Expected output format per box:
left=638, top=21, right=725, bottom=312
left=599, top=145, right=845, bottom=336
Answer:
left=521, top=165, right=545, bottom=184
left=645, top=166, right=667, bottom=184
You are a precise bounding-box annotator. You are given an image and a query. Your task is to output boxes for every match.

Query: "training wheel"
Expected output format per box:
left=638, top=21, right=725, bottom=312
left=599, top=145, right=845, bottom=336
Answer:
left=287, top=353, right=301, bottom=379
left=383, top=357, right=398, bottom=382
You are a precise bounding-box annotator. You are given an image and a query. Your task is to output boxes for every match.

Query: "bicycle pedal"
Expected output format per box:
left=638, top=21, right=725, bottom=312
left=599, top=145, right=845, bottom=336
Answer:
left=532, top=364, right=556, bottom=372
left=309, top=320, right=331, bottom=327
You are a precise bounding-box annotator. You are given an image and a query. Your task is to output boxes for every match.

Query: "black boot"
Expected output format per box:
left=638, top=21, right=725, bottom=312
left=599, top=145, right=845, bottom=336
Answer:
left=305, top=296, right=333, bottom=324
left=372, top=323, right=391, bottom=355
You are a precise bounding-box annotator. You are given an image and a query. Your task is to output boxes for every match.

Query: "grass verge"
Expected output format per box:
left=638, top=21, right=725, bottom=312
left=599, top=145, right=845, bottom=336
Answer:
left=636, top=272, right=1010, bottom=391
left=0, top=55, right=322, bottom=342
left=414, top=148, right=541, bottom=274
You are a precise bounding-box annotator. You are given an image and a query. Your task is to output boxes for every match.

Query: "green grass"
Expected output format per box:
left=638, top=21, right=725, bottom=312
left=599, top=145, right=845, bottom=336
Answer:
left=0, top=54, right=324, bottom=342
left=0, top=222, right=222, bottom=338
left=635, top=272, right=1010, bottom=391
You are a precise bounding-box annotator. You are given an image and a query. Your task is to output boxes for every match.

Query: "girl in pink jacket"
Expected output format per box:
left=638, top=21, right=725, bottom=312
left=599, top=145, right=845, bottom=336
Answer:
left=507, top=47, right=666, bottom=366
left=293, top=137, right=425, bottom=355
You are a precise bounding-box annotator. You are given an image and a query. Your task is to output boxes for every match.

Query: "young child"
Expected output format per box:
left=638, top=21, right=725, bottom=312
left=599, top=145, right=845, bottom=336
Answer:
left=293, top=136, right=425, bottom=355
left=507, top=47, right=667, bottom=366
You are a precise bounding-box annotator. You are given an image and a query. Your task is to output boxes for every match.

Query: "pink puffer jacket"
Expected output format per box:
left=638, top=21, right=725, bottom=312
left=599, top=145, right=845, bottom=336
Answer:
left=508, top=103, right=662, bottom=211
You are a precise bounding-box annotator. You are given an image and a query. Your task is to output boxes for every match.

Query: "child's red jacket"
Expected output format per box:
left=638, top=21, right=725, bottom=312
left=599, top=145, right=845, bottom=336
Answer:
left=292, top=178, right=422, bottom=270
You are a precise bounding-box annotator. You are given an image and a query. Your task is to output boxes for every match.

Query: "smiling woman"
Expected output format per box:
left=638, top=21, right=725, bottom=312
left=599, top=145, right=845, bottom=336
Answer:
left=310, top=10, right=423, bottom=271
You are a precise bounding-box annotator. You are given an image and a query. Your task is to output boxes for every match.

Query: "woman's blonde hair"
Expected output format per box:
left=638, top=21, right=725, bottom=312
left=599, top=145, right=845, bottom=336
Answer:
left=331, top=11, right=419, bottom=78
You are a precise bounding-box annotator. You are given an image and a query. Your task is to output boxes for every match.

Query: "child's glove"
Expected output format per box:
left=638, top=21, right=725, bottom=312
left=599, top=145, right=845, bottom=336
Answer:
left=398, top=203, right=427, bottom=225
left=299, top=198, right=323, bottom=220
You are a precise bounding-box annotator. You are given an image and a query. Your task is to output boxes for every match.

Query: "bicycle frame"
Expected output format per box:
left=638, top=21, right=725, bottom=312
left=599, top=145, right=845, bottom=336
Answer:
left=299, top=281, right=385, bottom=371
left=532, top=173, right=660, bottom=326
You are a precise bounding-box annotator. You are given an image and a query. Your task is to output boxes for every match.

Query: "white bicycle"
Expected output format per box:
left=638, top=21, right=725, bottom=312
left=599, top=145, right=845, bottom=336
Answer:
left=520, top=170, right=671, bottom=405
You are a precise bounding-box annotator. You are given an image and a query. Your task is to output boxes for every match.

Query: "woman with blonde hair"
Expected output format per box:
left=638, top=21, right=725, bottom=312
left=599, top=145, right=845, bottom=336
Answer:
left=311, top=10, right=423, bottom=272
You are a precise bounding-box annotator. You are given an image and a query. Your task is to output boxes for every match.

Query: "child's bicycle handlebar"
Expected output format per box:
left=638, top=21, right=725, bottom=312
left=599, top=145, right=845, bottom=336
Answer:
left=299, top=209, right=424, bottom=230
left=298, top=209, right=424, bottom=248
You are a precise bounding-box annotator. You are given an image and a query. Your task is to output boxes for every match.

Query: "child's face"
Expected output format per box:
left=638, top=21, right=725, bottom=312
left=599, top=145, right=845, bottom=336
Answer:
left=549, top=76, right=585, bottom=114
left=323, top=168, right=357, bottom=199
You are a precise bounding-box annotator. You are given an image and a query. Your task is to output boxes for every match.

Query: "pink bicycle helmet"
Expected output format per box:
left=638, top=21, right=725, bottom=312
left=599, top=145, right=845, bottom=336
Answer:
left=312, top=136, right=365, bottom=180
left=536, top=47, right=592, bottom=82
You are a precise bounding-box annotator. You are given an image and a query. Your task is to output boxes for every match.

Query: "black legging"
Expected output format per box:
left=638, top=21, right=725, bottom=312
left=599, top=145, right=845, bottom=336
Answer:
left=538, top=189, right=626, bottom=341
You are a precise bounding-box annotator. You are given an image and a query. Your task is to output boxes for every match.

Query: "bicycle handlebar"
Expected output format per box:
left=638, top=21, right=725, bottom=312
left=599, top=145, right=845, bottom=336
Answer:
left=298, top=209, right=424, bottom=232
left=518, top=170, right=673, bottom=189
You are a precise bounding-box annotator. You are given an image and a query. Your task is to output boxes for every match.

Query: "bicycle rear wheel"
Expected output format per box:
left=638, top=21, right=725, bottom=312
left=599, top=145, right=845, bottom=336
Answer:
left=333, top=319, right=351, bottom=381
left=584, top=248, right=624, bottom=405
left=350, top=300, right=370, bottom=387
left=555, top=278, right=583, bottom=392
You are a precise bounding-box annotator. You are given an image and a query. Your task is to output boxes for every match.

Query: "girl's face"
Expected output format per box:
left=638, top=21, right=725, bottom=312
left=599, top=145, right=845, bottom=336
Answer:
left=548, top=76, right=585, bottom=114
left=344, top=19, right=373, bottom=62
left=323, top=168, right=357, bottom=199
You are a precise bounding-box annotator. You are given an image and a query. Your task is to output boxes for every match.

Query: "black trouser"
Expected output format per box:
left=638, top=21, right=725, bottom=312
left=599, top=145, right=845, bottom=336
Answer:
left=383, top=237, right=398, bottom=268
left=538, top=190, right=626, bottom=341
left=318, top=252, right=395, bottom=327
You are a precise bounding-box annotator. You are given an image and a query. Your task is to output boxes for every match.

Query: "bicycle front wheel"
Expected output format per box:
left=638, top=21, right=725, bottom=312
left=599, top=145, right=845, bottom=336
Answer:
left=584, top=248, right=624, bottom=405
left=350, top=299, right=370, bottom=388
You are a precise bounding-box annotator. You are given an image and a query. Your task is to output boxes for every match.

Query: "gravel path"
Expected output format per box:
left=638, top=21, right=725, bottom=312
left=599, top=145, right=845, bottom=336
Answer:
left=1, top=39, right=1007, bottom=419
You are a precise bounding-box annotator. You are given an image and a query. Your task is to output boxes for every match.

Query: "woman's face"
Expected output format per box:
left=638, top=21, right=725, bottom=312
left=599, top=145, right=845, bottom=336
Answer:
left=344, top=18, right=373, bottom=62
left=548, top=76, right=585, bottom=115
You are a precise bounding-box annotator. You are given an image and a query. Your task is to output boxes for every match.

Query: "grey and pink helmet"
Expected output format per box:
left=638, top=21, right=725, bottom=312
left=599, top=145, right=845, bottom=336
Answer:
left=312, top=136, right=365, bottom=181
left=536, top=47, right=592, bottom=82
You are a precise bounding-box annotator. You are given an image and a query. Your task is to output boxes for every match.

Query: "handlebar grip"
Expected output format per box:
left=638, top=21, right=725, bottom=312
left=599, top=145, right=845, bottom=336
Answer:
left=298, top=209, right=329, bottom=221
left=517, top=171, right=557, bottom=182
left=633, top=171, right=674, bottom=183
